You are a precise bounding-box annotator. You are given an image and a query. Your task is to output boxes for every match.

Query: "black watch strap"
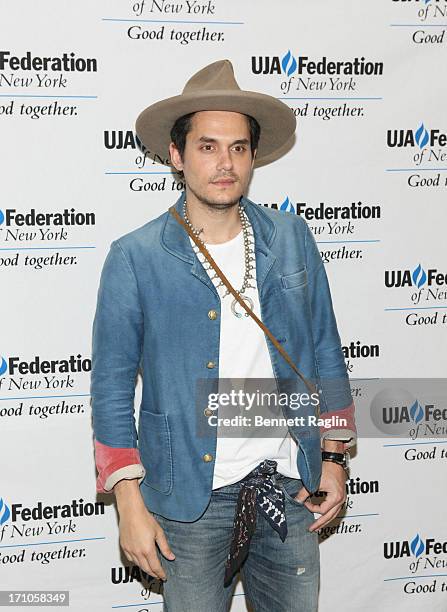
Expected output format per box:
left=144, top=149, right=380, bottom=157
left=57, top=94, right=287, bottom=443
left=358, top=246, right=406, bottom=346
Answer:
left=322, top=451, right=349, bottom=469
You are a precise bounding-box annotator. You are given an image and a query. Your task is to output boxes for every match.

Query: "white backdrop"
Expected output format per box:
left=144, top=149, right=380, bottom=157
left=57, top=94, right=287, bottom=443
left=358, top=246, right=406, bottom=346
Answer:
left=1, top=1, right=446, bottom=610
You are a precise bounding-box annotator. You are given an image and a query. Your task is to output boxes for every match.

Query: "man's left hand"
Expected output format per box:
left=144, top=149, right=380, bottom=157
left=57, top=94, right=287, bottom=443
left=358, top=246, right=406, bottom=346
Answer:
left=295, top=460, right=347, bottom=533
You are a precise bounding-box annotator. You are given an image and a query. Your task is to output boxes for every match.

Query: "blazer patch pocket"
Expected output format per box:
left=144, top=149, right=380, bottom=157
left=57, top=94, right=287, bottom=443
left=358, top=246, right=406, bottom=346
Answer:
left=138, top=410, right=173, bottom=494
left=281, top=268, right=307, bottom=290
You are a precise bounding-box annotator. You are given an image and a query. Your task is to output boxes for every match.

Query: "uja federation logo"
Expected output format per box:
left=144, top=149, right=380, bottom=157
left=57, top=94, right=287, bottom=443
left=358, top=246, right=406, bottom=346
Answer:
left=382, top=399, right=425, bottom=425
left=387, top=123, right=447, bottom=149
left=251, top=50, right=383, bottom=95
left=385, top=264, right=447, bottom=306
left=384, top=533, right=447, bottom=575
left=0, top=354, right=90, bottom=377
left=370, top=383, right=447, bottom=439
left=387, top=122, right=447, bottom=169
left=104, top=130, right=170, bottom=168
left=0, top=496, right=104, bottom=527
left=384, top=534, right=426, bottom=560
left=251, top=50, right=383, bottom=77
left=382, top=399, right=447, bottom=439
left=385, top=263, right=432, bottom=288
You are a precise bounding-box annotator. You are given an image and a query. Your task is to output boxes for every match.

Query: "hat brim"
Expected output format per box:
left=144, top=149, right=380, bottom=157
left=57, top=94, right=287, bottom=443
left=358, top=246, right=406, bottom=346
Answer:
left=135, top=90, right=296, bottom=169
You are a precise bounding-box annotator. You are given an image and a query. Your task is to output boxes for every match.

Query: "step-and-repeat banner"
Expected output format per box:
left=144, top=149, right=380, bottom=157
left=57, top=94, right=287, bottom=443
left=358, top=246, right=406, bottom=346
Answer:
left=1, top=1, right=446, bottom=610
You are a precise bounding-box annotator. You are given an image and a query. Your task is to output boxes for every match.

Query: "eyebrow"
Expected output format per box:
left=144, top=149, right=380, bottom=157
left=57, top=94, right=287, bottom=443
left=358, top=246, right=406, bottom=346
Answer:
left=197, top=136, right=250, bottom=146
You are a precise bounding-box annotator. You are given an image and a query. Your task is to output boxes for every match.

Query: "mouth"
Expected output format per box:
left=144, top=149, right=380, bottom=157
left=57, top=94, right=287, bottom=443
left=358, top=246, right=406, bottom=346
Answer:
left=212, top=179, right=236, bottom=187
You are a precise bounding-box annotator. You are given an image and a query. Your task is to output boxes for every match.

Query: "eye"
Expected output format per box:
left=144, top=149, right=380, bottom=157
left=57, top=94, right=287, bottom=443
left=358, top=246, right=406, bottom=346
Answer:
left=233, top=145, right=247, bottom=153
left=200, top=144, right=214, bottom=151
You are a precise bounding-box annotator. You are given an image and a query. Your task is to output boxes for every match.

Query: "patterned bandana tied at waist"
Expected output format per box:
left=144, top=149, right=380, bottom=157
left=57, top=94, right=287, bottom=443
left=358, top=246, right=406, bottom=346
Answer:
left=223, top=459, right=287, bottom=586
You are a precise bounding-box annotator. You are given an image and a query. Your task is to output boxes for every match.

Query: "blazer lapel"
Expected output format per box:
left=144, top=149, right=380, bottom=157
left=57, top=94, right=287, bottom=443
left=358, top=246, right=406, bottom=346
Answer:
left=160, top=191, right=279, bottom=296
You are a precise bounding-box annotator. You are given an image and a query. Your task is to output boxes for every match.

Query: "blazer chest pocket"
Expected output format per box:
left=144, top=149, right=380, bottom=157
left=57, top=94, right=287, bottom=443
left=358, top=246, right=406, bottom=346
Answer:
left=281, top=268, right=307, bottom=290
left=138, top=410, right=173, bottom=494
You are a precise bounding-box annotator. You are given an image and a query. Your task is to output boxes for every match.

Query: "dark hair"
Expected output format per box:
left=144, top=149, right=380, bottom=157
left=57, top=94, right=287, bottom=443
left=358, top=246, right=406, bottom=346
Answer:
left=170, top=111, right=261, bottom=178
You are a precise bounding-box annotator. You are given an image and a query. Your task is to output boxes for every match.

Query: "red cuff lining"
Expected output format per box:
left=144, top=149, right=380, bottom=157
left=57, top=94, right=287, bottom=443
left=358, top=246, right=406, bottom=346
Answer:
left=319, top=401, right=356, bottom=435
left=94, top=439, right=143, bottom=492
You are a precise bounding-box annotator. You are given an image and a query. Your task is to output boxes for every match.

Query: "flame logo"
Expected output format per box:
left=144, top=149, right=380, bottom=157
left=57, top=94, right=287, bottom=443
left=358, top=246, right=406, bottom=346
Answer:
left=0, top=498, right=11, bottom=526
left=0, top=210, right=4, bottom=225
left=410, top=534, right=425, bottom=558
left=279, top=196, right=296, bottom=214
left=415, top=123, right=429, bottom=149
left=412, top=264, right=427, bottom=288
left=281, top=50, right=297, bottom=77
left=410, top=400, right=424, bottom=424
left=0, top=357, right=7, bottom=376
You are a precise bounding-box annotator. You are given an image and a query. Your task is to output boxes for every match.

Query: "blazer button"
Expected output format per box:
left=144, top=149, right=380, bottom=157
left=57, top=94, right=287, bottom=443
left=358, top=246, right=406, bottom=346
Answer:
left=204, top=408, right=213, bottom=417
left=206, top=361, right=216, bottom=369
left=203, top=453, right=214, bottom=462
left=208, top=309, right=218, bottom=320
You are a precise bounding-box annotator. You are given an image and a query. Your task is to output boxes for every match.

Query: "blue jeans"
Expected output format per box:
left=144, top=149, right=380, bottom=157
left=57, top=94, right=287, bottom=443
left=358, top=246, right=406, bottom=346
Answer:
left=152, top=474, right=320, bottom=611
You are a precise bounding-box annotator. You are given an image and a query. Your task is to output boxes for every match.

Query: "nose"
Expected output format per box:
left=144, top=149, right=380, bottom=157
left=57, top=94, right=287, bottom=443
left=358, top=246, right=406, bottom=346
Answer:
left=216, top=147, right=233, bottom=171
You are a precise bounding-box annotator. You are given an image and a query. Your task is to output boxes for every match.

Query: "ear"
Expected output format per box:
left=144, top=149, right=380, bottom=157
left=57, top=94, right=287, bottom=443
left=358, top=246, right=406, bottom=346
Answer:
left=169, top=142, right=184, bottom=172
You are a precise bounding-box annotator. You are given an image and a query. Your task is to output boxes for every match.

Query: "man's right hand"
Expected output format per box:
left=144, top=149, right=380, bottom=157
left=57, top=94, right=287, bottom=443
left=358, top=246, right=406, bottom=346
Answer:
left=114, top=479, right=176, bottom=581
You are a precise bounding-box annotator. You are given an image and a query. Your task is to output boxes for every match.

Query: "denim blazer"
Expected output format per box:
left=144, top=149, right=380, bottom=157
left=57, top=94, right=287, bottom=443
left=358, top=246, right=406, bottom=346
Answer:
left=90, top=191, right=356, bottom=521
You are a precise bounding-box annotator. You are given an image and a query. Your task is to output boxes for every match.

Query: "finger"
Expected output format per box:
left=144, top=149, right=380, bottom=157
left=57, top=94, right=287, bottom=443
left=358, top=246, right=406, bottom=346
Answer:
left=155, top=529, right=176, bottom=560
left=138, top=553, right=167, bottom=582
left=304, top=492, right=345, bottom=513
left=309, top=510, right=340, bottom=533
left=141, top=547, right=168, bottom=581
left=127, top=542, right=166, bottom=582
left=303, top=499, right=325, bottom=513
left=123, top=550, right=137, bottom=565
left=295, top=485, right=311, bottom=504
left=142, top=559, right=167, bottom=582
left=131, top=551, right=153, bottom=576
left=303, top=498, right=336, bottom=513
left=308, top=505, right=343, bottom=532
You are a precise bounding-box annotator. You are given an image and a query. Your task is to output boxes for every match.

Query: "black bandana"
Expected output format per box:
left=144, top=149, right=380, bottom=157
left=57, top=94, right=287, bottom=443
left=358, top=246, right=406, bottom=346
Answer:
left=223, top=459, right=287, bottom=586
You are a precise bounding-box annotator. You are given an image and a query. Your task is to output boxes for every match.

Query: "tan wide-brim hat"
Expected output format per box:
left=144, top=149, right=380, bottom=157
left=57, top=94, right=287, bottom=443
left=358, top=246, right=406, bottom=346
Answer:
left=135, top=59, right=296, bottom=169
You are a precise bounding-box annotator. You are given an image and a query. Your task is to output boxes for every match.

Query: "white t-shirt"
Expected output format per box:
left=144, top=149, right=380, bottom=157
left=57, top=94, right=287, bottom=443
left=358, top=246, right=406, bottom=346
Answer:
left=189, top=214, right=300, bottom=489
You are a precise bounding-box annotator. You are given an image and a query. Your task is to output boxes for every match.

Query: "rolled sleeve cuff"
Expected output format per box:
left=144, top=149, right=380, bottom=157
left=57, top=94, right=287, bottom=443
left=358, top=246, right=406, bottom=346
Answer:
left=319, top=401, right=357, bottom=449
left=94, top=438, right=146, bottom=493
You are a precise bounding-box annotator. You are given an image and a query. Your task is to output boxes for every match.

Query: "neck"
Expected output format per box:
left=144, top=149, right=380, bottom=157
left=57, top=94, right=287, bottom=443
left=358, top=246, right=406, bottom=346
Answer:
left=184, top=189, right=243, bottom=245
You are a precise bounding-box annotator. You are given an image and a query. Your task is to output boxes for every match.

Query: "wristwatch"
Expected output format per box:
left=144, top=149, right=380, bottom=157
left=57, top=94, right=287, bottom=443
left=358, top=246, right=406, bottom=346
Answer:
left=322, top=450, right=350, bottom=473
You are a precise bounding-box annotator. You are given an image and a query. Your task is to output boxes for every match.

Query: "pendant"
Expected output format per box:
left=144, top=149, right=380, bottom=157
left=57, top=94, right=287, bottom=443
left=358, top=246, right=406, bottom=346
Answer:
left=231, top=294, right=254, bottom=318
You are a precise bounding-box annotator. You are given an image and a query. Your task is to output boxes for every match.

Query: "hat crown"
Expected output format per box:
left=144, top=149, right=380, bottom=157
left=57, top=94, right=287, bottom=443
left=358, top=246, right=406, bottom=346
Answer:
left=182, top=59, right=241, bottom=94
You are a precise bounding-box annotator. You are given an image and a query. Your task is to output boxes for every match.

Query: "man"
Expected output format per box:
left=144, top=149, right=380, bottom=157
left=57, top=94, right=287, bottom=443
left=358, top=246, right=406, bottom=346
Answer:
left=91, top=59, right=356, bottom=611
